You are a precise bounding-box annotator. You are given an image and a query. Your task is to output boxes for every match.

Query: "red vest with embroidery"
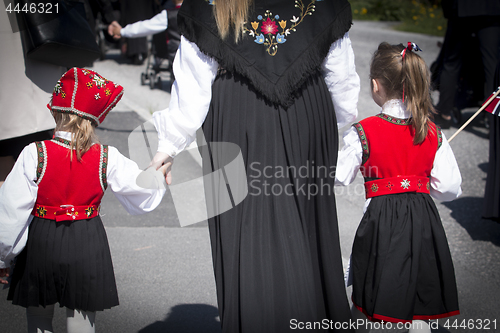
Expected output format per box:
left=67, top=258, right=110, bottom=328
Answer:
left=32, top=138, right=108, bottom=221
left=353, top=114, right=442, bottom=198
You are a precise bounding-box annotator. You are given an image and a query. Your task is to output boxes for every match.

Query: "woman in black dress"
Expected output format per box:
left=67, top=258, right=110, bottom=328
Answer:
left=151, top=0, right=360, bottom=331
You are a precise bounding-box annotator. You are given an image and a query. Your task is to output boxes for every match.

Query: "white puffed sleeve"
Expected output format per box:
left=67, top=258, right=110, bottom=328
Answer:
left=321, top=32, right=360, bottom=129
left=429, top=132, right=462, bottom=201
left=0, top=144, right=38, bottom=269
left=106, top=146, right=166, bottom=215
left=120, top=10, right=168, bottom=38
left=335, top=126, right=363, bottom=186
left=152, top=36, right=219, bottom=157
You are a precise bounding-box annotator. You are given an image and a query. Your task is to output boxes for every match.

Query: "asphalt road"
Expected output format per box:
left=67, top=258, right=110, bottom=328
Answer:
left=1, top=21, right=499, bottom=333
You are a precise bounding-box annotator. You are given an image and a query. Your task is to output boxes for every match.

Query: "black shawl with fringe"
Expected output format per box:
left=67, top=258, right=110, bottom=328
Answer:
left=178, top=0, right=353, bottom=107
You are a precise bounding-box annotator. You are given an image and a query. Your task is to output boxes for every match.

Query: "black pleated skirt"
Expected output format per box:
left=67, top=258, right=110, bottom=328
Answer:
left=201, top=71, right=353, bottom=332
left=7, top=216, right=119, bottom=312
left=351, top=193, right=459, bottom=323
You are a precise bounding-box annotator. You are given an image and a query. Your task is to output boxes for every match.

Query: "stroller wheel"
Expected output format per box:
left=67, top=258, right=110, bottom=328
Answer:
left=141, top=73, right=147, bottom=86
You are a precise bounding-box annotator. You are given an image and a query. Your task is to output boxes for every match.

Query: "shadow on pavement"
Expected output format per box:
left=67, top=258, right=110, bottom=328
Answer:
left=139, top=304, right=221, bottom=333
left=442, top=196, right=500, bottom=246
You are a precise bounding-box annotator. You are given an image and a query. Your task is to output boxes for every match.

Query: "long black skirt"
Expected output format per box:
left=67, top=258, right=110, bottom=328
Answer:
left=201, top=71, right=353, bottom=332
left=351, top=193, right=459, bottom=323
left=7, top=216, right=119, bottom=312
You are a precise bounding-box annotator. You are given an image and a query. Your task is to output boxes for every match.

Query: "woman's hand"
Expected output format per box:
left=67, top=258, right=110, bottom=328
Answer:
left=150, top=152, right=174, bottom=185
left=0, top=268, right=10, bottom=285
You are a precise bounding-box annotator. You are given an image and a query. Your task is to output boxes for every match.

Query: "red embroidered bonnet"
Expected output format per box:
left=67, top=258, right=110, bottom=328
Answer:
left=47, top=67, right=124, bottom=126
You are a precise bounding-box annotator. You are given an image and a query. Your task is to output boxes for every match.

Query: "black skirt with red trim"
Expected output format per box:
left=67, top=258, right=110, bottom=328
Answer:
left=351, top=192, right=459, bottom=323
left=7, top=216, right=119, bottom=312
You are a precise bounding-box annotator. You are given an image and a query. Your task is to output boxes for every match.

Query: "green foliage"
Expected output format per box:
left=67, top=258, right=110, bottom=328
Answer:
left=349, top=0, right=447, bottom=36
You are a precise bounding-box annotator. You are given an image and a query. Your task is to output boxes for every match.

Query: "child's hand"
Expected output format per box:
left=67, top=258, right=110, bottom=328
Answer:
left=150, top=152, right=174, bottom=185
left=0, top=268, right=10, bottom=284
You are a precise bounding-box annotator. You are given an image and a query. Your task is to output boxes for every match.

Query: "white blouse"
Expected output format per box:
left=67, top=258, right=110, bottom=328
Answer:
left=120, top=10, right=168, bottom=38
left=335, top=99, right=462, bottom=209
left=0, top=131, right=166, bottom=269
left=152, top=33, right=360, bottom=157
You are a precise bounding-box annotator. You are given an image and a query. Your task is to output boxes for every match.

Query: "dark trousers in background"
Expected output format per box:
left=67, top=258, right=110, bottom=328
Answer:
left=436, top=17, right=500, bottom=116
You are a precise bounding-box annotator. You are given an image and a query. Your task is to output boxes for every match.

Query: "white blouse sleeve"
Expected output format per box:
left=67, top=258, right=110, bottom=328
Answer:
left=106, top=146, right=166, bottom=215
left=321, top=32, right=360, bottom=129
left=335, top=126, right=363, bottom=186
left=152, top=36, right=219, bottom=157
left=120, top=10, right=168, bottom=38
left=429, top=132, right=462, bottom=201
left=0, top=144, right=38, bottom=269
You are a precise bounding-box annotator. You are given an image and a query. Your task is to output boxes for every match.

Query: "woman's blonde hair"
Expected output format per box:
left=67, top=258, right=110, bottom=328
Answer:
left=370, top=42, right=435, bottom=144
left=53, top=112, right=99, bottom=161
left=213, top=0, right=253, bottom=42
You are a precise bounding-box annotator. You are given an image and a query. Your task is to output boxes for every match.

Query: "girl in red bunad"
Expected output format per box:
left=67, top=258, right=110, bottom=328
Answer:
left=0, top=68, right=166, bottom=333
left=335, top=42, right=462, bottom=333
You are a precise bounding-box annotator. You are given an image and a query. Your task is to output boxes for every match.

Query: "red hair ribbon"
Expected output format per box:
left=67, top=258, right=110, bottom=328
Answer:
left=401, top=42, right=422, bottom=59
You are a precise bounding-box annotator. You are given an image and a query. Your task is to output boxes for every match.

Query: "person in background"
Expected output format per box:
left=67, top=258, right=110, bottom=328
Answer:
left=483, top=61, right=500, bottom=222
left=434, top=0, right=500, bottom=128
left=108, top=0, right=182, bottom=81
left=119, top=0, right=158, bottom=64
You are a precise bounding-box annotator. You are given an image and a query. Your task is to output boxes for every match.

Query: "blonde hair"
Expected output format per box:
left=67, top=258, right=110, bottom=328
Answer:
left=53, top=112, right=99, bottom=161
left=370, top=42, right=435, bottom=144
left=213, top=0, right=253, bottom=42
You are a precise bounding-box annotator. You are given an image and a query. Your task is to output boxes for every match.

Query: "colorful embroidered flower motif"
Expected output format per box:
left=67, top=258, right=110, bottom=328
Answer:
left=417, top=179, right=423, bottom=189
left=371, top=184, right=379, bottom=193
left=401, top=179, right=410, bottom=189
left=61, top=92, right=66, bottom=99
left=87, top=82, right=93, bottom=89
left=93, top=75, right=106, bottom=88
left=244, top=0, right=318, bottom=56
left=262, top=17, right=278, bottom=35
left=95, top=93, right=101, bottom=100
left=276, top=33, right=286, bottom=43
left=386, top=181, right=394, bottom=191
left=85, top=207, right=95, bottom=218
left=54, top=81, right=63, bottom=95
left=105, top=89, right=111, bottom=96
left=37, top=206, right=47, bottom=217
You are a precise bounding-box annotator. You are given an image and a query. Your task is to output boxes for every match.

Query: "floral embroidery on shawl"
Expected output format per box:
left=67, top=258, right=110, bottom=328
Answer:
left=244, top=0, right=319, bottom=56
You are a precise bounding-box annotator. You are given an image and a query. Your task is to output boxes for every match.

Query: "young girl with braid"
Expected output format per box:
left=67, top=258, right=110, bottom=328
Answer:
left=336, top=42, right=462, bottom=333
left=0, top=68, right=166, bottom=333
